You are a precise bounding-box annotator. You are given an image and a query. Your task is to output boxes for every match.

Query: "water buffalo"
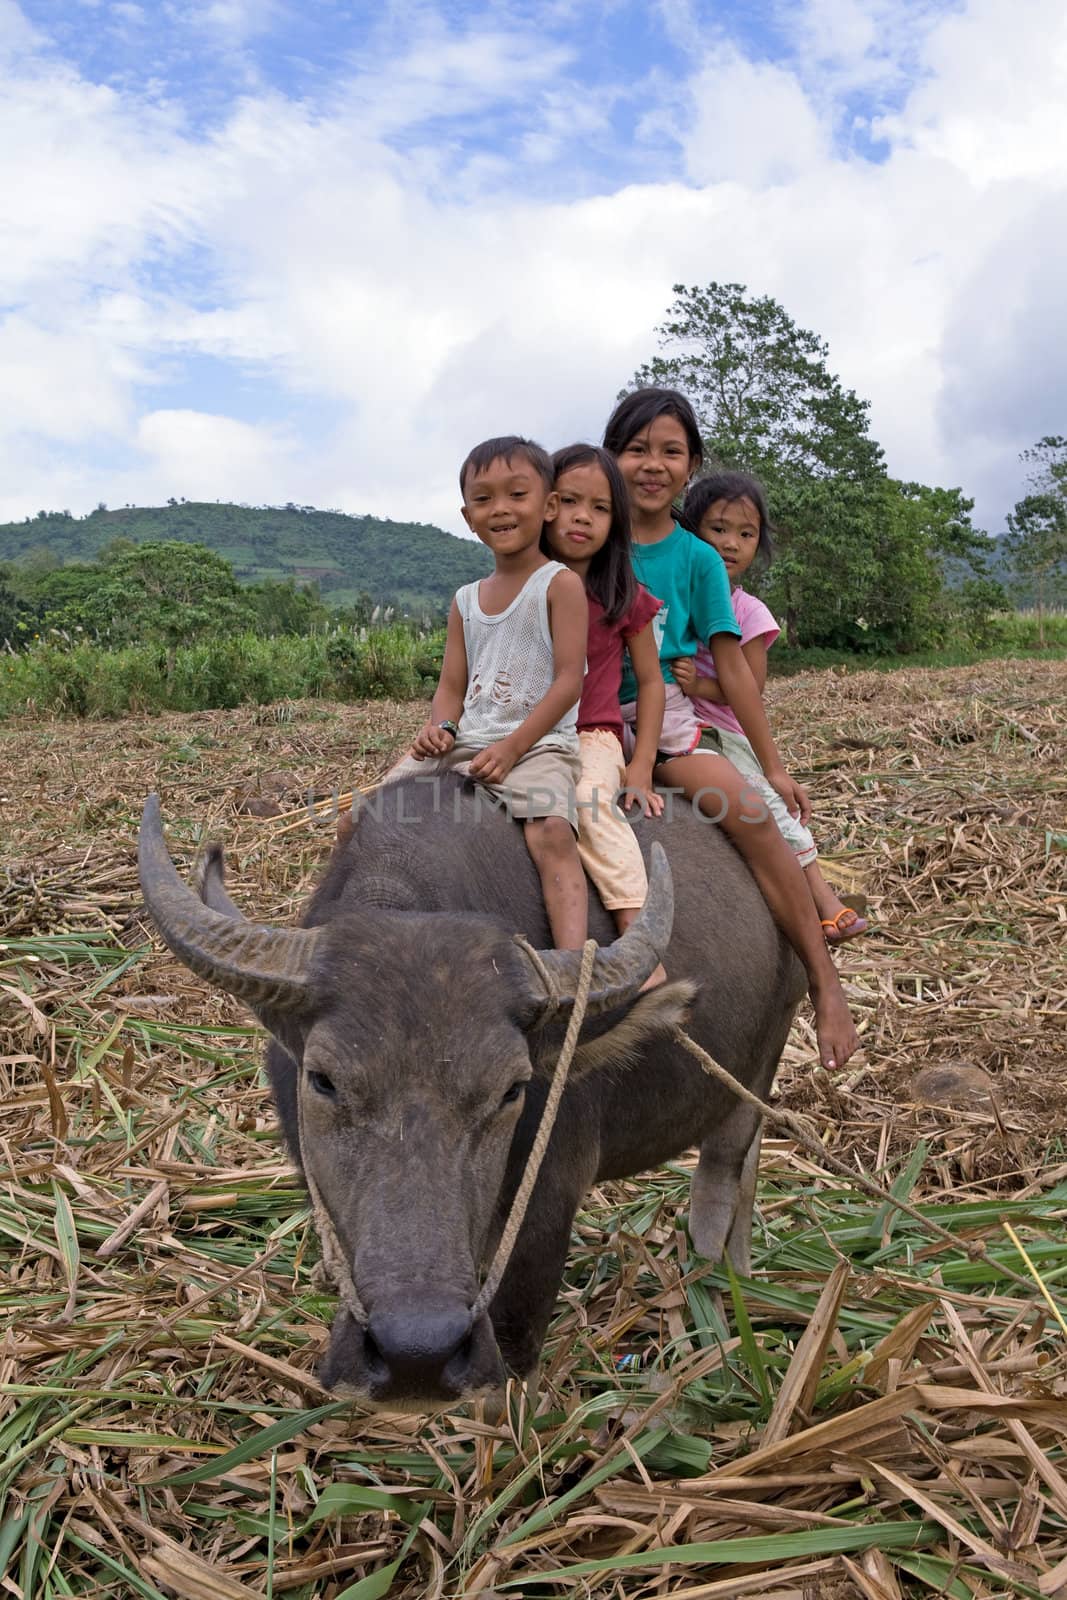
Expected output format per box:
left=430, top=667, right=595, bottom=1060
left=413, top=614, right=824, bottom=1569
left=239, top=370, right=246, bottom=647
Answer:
left=138, top=773, right=805, bottom=1409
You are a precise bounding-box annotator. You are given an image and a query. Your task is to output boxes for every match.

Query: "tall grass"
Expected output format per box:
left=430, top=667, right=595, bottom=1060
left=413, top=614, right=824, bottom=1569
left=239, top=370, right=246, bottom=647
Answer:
left=0, top=626, right=445, bottom=717
left=2, top=610, right=1063, bottom=717
left=771, top=608, right=1067, bottom=676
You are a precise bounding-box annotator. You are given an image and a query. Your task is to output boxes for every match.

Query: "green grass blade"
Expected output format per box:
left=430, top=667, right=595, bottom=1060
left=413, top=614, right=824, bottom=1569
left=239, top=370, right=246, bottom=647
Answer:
left=873, top=1141, right=929, bottom=1243
left=499, top=1518, right=937, bottom=1584
left=496, top=1424, right=669, bottom=1549
left=310, top=1484, right=428, bottom=1524
left=333, top=1558, right=403, bottom=1600
left=157, top=1401, right=350, bottom=1486
left=65, top=1535, right=171, bottom=1600
left=725, top=1257, right=772, bottom=1407
left=50, top=1181, right=80, bottom=1306
left=333, top=1504, right=430, bottom=1600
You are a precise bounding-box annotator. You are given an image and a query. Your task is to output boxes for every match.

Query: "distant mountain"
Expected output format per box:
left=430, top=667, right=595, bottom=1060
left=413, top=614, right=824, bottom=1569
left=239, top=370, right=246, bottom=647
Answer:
left=0, top=501, right=490, bottom=612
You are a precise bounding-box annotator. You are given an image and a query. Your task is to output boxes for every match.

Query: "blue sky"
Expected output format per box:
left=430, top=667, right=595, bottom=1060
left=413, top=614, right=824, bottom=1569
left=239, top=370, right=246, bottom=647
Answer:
left=2, top=0, right=1065, bottom=535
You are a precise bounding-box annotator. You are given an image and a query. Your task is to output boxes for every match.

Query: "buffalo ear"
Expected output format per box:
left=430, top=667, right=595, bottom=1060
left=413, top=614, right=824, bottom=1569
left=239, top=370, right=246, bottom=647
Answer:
left=548, top=979, right=699, bottom=1081
left=192, top=842, right=245, bottom=920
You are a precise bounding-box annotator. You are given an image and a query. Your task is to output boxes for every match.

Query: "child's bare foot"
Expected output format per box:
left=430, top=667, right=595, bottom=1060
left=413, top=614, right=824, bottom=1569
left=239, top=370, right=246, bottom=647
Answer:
left=811, top=982, right=859, bottom=1072
left=639, top=962, right=667, bottom=992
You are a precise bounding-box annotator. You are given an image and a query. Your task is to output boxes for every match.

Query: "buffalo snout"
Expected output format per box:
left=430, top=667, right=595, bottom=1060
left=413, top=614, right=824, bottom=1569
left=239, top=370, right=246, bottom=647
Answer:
left=318, top=1295, right=505, bottom=1407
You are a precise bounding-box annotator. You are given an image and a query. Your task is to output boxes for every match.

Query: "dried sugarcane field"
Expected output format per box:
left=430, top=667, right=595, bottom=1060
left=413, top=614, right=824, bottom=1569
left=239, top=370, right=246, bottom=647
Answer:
left=1, top=659, right=1065, bottom=1600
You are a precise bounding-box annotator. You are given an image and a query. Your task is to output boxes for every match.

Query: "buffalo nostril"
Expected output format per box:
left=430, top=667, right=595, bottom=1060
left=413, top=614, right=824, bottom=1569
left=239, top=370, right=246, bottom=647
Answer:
left=362, top=1325, right=388, bottom=1381
left=367, top=1302, right=474, bottom=1381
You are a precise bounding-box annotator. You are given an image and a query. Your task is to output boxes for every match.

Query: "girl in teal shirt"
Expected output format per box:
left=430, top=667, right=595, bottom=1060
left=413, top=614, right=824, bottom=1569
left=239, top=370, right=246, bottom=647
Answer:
left=604, top=386, right=858, bottom=1075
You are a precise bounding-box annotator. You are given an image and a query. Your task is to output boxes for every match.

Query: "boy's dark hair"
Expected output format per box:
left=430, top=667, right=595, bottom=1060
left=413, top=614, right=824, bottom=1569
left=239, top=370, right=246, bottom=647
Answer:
left=681, top=471, right=775, bottom=573
left=460, top=435, right=554, bottom=495
left=544, top=443, right=636, bottom=625
left=602, top=387, right=704, bottom=467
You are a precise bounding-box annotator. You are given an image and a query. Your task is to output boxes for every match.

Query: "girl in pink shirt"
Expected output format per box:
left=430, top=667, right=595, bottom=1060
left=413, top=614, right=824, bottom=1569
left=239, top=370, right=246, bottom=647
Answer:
left=675, top=472, right=868, bottom=944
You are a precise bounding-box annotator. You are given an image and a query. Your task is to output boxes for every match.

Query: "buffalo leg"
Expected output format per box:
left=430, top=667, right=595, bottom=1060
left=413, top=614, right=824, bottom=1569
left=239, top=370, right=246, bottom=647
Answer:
left=688, top=1103, right=763, bottom=1264
left=721, top=1122, right=764, bottom=1276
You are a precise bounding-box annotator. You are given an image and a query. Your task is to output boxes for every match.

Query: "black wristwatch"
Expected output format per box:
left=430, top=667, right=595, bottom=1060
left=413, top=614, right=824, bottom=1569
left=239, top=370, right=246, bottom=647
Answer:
left=437, top=720, right=459, bottom=739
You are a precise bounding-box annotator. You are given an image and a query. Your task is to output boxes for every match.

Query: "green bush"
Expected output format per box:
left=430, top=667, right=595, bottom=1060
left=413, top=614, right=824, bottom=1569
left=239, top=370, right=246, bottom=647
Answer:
left=0, top=625, right=444, bottom=717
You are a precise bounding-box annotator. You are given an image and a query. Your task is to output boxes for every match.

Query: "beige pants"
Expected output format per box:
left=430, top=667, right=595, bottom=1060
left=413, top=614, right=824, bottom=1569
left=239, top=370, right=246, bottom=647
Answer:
left=574, top=729, right=649, bottom=912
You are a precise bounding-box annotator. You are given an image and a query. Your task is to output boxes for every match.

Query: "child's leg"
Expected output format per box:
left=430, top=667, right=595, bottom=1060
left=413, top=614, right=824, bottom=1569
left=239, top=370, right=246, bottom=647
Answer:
left=496, top=746, right=587, bottom=951
left=524, top=816, right=588, bottom=951
left=715, top=729, right=868, bottom=944
left=656, top=750, right=858, bottom=1071
left=575, top=730, right=665, bottom=988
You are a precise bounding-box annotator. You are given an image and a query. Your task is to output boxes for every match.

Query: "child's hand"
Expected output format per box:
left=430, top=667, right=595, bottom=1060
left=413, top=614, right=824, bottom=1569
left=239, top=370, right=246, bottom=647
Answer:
left=469, top=739, right=519, bottom=784
left=766, top=767, right=811, bottom=825
left=671, top=657, right=697, bottom=695
left=621, top=763, right=664, bottom=817
left=411, top=722, right=455, bottom=759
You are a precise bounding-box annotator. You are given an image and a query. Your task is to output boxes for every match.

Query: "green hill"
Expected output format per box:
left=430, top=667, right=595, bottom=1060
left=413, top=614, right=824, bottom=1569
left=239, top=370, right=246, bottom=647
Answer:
left=0, top=501, right=490, bottom=612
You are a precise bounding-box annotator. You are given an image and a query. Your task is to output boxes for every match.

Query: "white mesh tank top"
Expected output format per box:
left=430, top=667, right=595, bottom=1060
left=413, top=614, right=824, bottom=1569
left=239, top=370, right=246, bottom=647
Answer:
left=456, top=561, right=579, bottom=752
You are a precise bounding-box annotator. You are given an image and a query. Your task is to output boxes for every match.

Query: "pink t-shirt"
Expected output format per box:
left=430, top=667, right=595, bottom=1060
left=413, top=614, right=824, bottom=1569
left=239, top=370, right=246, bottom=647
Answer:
left=690, top=587, right=780, bottom=735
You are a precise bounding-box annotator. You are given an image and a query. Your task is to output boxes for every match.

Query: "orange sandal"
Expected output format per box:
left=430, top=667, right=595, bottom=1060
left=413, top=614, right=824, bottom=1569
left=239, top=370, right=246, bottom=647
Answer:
left=821, top=906, right=869, bottom=944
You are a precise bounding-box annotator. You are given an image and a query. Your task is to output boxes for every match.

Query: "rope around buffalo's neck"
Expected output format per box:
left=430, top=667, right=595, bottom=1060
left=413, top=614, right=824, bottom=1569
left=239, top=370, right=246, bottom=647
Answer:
left=297, top=937, right=599, bottom=1328
left=297, top=1074, right=366, bottom=1323
left=471, top=937, right=598, bottom=1319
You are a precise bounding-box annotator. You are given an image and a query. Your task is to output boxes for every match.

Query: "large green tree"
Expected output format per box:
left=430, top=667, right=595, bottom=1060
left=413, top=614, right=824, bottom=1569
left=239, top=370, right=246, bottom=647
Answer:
left=247, top=577, right=329, bottom=636
left=0, top=563, right=29, bottom=648
left=1005, top=492, right=1067, bottom=648
left=1003, top=437, right=1067, bottom=644
left=627, top=282, right=990, bottom=648
left=41, top=542, right=256, bottom=678
left=1021, top=435, right=1067, bottom=497
left=631, top=280, right=884, bottom=483
left=869, top=481, right=999, bottom=652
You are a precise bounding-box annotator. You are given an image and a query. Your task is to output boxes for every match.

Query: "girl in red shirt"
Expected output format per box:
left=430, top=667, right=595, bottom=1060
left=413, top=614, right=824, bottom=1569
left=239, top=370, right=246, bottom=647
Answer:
left=543, top=444, right=667, bottom=984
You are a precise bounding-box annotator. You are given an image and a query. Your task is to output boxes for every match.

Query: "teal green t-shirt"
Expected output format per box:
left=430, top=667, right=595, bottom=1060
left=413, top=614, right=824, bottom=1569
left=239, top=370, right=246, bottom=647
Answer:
left=619, top=523, right=741, bottom=701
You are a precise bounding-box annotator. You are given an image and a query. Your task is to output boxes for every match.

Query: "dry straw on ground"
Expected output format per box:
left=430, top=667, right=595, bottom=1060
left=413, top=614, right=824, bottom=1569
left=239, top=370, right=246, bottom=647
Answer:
left=1, top=659, right=1065, bottom=1599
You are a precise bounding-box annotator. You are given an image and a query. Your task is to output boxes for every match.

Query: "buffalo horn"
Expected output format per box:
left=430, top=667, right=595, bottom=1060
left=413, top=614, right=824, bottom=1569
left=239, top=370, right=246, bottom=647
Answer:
left=138, top=793, right=321, bottom=1010
left=523, top=842, right=673, bottom=1020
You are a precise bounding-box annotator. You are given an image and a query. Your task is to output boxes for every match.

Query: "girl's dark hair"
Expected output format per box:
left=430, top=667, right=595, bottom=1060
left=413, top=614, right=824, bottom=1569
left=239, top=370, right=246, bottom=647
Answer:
left=602, top=386, right=704, bottom=467
left=681, top=471, right=775, bottom=573
left=544, top=443, right=636, bottom=625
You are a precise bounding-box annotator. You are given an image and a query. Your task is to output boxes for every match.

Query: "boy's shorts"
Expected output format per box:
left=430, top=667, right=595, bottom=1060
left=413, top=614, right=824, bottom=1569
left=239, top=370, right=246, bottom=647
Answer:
left=388, top=741, right=581, bottom=830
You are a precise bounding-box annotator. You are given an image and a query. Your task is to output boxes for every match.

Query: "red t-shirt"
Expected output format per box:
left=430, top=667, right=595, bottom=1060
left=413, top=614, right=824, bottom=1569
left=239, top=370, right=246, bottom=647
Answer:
left=578, top=586, right=662, bottom=740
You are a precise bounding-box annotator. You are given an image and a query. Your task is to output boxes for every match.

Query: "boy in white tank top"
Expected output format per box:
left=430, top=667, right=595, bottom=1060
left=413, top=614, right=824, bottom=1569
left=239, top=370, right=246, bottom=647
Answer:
left=392, top=436, right=589, bottom=950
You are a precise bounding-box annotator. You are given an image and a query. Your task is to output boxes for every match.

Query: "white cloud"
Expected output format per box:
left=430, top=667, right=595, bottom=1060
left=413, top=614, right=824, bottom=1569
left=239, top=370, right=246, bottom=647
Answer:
left=681, top=50, right=830, bottom=186
left=0, top=315, right=138, bottom=440
left=875, top=0, right=1067, bottom=184
left=181, top=0, right=281, bottom=43
left=136, top=408, right=297, bottom=497
left=0, top=0, right=37, bottom=55
left=0, top=0, right=1065, bottom=541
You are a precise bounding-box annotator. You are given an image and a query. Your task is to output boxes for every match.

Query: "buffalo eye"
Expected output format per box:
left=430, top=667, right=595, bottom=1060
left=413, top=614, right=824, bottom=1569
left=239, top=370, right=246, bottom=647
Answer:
left=500, top=1080, right=527, bottom=1108
left=306, top=1069, right=337, bottom=1098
